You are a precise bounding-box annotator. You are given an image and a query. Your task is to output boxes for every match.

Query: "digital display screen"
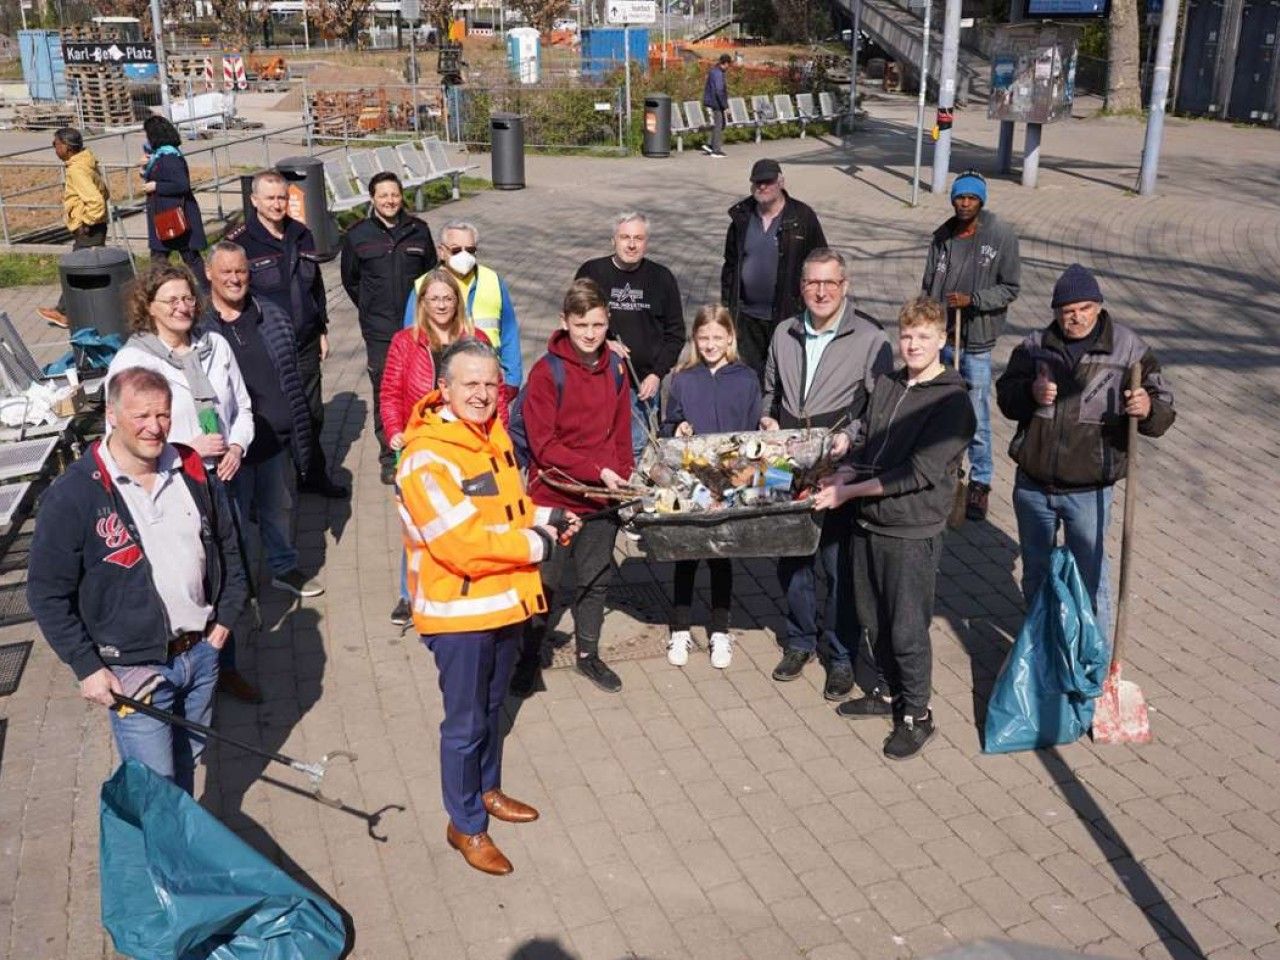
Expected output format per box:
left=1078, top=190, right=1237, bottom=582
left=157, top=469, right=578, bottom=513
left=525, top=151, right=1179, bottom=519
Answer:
left=1025, top=0, right=1111, bottom=17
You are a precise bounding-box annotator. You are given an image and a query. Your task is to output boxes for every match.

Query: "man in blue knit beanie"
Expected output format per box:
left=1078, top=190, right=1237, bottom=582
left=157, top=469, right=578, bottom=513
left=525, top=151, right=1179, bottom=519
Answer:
left=921, top=169, right=1022, bottom=521
left=995, top=263, right=1176, bottom=644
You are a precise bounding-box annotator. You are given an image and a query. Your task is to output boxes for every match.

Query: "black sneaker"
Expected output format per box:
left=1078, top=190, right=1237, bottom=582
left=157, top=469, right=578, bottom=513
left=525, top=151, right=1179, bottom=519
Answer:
left=509, top=658, right=541, bottom=698
left=824, top=662, right=855, bottom=700
left=380, top=461, right=398, bottom=486
left=389, top=598, right=412, bottom=626
left=772, top=649, right=813, bottom=682
left=836, top=692, right=895, bottom=718
left=965, top=482, right=990, bottom=521
left=300, top=475, right=351, bottom=499
left=576, top=653, right=622, bottom=693
left=883, top=712, right=936, bottom=761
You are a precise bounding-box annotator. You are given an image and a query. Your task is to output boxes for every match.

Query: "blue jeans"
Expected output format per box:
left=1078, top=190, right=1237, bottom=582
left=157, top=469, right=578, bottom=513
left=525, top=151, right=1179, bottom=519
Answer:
left=425, top=623, right=521, bottom=834
left=942, top=347, right=993, bottom=487
left=108, top=639, right=220, bottom=795
left=777, top=506, right=855, bottom=664
left=231, top=450, right=298, bottom=576
left=631, top=390, right=658, bottom=461
left=1012, top=472, right=1114, bottom=642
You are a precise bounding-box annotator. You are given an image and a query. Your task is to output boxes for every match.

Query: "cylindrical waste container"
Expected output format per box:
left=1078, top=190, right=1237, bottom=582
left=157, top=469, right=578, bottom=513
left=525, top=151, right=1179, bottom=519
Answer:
left=642, top=93, right=672, bottom=158
left=490, top=113, right=525, bottom=190
left=275, top=156, right=339, bottom=259
left=59, top=246, right=133, bottom=337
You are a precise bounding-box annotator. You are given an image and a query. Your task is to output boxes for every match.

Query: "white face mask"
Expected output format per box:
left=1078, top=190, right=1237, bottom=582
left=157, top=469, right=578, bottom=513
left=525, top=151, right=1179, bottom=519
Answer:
left=447, top=251, right=476, bottom=275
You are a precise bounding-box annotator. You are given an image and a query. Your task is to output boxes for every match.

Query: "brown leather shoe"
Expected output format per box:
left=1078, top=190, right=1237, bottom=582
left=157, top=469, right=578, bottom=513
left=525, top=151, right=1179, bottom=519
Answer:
left=965, top=482, right=990, bottom=522
left=217, top=669, right=263, bottom=704
left=446, top=822, right=513, bottom=875
left=482, top=789, right=539, bottom=823
left=38, top=307, right=69, bottom=328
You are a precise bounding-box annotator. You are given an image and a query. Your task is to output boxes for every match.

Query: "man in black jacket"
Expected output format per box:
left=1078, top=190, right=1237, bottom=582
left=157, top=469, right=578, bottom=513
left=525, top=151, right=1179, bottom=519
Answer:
left=229, top=170, right=348, bottom=499
left=575, top=211, right=684, bottom=457
left=340, top=171, right=437, bottom=484
left=815, top=297, right=975, bottom=760
left=921, top=170, right=1021, bottom=521
left=28, top=367, right=248, bottom=793
left=996, top=263, right=1174, bottom=649
left=721, top=159, right=828, bottom=378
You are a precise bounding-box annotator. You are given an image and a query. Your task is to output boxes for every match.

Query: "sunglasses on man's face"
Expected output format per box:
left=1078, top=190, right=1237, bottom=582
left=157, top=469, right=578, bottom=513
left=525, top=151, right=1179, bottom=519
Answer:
left=446, top=245, right=478, bottom=255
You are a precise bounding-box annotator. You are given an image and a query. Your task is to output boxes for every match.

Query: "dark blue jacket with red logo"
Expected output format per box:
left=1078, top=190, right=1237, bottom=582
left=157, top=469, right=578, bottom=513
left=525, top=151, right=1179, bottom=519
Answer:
left=27, top=440, right=248, bottom=681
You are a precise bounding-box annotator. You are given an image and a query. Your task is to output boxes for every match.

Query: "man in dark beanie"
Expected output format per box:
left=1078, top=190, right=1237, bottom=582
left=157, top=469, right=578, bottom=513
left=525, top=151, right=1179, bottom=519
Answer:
left=921, top=169, right=1021, bottom=521
left=996, top=263, right=1175, bottom=644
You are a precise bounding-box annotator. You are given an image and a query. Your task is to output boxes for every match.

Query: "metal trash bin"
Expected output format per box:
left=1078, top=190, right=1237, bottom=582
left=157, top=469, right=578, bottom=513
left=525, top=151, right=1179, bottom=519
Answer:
left=490, top=112, right=525, bottom=190
left=275, top=156, right=339, bottom=259
left=59, top=246, right=133, bottom=337
left=642, top=93, right=672, bottom=158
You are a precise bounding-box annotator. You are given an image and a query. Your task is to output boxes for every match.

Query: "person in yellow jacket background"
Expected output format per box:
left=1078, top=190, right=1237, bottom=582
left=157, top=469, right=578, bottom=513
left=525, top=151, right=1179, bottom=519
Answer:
left=397, top=338, right=578, bottom=876
left=39, top=127, right=111, bottom=328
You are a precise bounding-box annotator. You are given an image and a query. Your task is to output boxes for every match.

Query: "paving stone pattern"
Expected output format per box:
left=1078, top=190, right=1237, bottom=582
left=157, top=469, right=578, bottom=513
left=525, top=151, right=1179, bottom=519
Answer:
left=1, top=100, right=1278, bottom=960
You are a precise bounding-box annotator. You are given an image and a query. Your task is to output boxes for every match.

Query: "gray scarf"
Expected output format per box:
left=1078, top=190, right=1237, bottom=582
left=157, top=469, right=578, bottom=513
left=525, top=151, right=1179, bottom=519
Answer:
left=130, top=332, right=222, bottom=431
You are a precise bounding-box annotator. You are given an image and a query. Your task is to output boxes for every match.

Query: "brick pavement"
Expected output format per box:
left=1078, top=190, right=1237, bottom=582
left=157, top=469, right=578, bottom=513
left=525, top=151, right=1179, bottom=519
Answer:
left=1, top=97, right=1279, bottom=960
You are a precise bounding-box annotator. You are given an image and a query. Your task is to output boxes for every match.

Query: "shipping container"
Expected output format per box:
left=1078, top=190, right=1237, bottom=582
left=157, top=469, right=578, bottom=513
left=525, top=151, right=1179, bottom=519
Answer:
left=19, top=30, right=68, bottom=101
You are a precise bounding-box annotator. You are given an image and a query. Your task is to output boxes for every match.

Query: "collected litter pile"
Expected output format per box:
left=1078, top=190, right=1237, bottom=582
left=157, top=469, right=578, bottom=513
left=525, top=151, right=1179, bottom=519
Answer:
left=540, top=429, right=839, bottom=562
left=637, top=428, right=836, bottom=514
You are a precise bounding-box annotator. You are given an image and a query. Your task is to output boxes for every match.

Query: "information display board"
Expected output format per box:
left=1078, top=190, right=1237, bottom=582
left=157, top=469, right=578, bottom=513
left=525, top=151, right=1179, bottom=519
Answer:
left=988, top=22, right=1082, bottom=124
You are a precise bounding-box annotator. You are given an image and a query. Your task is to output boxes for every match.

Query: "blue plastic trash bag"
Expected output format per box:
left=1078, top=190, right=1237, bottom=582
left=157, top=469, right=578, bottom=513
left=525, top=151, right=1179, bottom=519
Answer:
left=983, top=546, right=1109, bottom=754
left=43, top=327, right=124, bottom=375
left=100, top=760, right=347, bottom=960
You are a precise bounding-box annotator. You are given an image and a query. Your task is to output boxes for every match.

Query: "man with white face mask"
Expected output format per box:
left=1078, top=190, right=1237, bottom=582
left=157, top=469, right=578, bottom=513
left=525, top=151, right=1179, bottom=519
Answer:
left=403, top=221, right=523, bottom=387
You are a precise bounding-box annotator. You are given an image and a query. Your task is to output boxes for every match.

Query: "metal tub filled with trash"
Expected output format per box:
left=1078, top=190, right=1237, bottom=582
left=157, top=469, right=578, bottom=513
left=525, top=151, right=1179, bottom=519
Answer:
left=628, top=428, right=836, bottom=562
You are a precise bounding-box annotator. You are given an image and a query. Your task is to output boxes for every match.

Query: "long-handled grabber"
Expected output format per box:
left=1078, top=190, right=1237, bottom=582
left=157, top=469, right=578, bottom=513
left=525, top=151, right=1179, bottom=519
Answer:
left=1092, top=364, right=1152, bottom=744
left=112, top=693, right=358, bottom=806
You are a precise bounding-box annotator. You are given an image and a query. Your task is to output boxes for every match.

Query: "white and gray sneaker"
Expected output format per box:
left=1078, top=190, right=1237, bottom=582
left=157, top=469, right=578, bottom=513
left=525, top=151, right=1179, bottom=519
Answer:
left=709, top=631, right=733, bottom=669
left=271, top=569, right=324, bottom=598
left=700, top=143, right=714, bottom=155
left=667, top=630, right=693, bottom=667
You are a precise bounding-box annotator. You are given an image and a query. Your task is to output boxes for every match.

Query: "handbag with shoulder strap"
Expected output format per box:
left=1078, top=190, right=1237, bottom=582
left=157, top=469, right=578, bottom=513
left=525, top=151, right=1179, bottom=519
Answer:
left=154, top=205, right=189, bottom=242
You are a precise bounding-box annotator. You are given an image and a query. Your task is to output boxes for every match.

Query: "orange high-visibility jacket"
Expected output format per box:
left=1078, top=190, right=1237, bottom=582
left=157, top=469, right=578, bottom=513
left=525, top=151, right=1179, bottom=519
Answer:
left=396, top=390, right=550, bottom=636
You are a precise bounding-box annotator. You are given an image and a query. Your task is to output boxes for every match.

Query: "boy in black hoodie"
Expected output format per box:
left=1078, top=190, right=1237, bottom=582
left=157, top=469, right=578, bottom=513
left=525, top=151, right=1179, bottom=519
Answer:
left=814, top=297, right=975, bottom=760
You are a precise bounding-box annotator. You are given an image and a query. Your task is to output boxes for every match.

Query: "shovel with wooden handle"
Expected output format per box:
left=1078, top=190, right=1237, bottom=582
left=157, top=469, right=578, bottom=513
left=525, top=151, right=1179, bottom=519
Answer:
left=1092, top=363, right=1153, bottom=744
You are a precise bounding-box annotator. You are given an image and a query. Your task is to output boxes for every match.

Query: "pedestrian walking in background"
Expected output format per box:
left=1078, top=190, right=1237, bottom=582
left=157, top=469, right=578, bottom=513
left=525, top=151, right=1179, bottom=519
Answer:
left=139, top=115, right=208, bottom=291
left=701, top=53, right=731, bottom=158
left=340, top=170, right=437, bottom=485
left=38, top=127, right=110, bottom=328
left=921, top=169, right=1021, bottom=522
left=995, top=263, right=1175, bottom=644
left=722, top=159, right=828, bottom=377
left=660, top=305, right=761, bottom=670
left=816, top=296, right=975, bottom=761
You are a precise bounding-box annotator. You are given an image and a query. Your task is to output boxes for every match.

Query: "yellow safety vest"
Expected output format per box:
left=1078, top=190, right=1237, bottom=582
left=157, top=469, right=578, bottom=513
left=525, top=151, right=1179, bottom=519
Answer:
left=415, top=265, right=505, bottom=353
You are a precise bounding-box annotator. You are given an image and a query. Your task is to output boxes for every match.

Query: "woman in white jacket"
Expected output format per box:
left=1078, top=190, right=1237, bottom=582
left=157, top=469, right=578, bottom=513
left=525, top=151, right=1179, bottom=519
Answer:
left=106, top=263, right=253, bottom=483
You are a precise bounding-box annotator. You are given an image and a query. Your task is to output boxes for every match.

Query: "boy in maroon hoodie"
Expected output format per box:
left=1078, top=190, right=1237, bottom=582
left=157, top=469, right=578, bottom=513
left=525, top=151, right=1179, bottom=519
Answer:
left=514, top=279, right=635, bottom=694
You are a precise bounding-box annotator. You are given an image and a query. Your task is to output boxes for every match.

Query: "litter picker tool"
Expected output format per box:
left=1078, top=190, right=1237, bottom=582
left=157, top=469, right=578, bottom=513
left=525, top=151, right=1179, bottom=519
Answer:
left=1091, top=363, right=1153, bottom=744
left=947, top=305, right=968, bottom=529
left=111, top=694, right=357, bottom=806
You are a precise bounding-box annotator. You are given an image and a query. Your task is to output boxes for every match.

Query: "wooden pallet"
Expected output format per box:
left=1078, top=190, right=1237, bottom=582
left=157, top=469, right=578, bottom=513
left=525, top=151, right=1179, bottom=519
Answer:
left=14, top=103, right=77, bottom=130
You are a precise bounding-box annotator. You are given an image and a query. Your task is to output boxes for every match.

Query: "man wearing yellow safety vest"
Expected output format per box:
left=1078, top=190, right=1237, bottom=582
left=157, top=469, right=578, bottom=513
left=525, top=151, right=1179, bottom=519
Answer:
left=403, top=220, right=523, bottom=386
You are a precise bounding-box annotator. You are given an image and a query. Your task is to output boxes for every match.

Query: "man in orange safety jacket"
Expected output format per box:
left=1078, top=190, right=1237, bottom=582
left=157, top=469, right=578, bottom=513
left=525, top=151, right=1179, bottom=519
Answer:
left=396, top=338, right=579, bottom=876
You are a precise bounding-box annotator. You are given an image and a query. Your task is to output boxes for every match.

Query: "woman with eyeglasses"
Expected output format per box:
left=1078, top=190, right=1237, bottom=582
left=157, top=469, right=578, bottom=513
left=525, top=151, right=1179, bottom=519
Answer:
left=106, top=263, right=253, bottom=484
left=380, top=267, right=495, bottom=627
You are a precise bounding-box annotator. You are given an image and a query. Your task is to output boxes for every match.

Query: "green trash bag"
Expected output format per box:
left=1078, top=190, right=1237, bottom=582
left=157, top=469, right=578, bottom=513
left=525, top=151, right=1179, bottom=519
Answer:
left=100, top=761, right=347, bottom=960
left=982, top=546, right=1109, bottom=754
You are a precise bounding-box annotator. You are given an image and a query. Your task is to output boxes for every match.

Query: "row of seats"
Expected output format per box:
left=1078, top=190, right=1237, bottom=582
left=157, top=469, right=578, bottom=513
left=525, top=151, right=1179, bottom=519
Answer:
left=672, top=91, right=849, bottom=147
left=323, top=136, right=476, bottom=213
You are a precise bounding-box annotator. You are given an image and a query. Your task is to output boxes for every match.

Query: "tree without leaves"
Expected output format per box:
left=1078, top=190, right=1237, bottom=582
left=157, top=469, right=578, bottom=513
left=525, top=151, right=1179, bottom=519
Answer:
left=1105, top=0, right=1142, bottom=113
left=422, top=0, right=456, bottom=33
left=316, top=0, right=374, bottom=44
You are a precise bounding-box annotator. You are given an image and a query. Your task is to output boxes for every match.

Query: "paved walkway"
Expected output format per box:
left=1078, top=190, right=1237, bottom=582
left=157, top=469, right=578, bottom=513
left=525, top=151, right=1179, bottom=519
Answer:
left=2, top=98, right=1279, bottom=960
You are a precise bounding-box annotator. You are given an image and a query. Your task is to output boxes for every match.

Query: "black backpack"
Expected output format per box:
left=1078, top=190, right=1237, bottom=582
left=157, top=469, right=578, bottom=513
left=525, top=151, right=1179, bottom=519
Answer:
left=508, top=353, right=626, bottom=469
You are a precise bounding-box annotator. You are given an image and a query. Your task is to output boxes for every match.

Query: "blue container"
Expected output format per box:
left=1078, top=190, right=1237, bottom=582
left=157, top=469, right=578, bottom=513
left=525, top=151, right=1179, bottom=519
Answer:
left=19, top=29, right=67, bottom=101
left=580, top=27, right=649, bottom=82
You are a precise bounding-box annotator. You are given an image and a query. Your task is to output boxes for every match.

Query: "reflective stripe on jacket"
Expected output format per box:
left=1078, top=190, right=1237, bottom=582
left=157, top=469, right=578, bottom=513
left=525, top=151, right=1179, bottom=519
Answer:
left=396, top=391, right=549, bottom=635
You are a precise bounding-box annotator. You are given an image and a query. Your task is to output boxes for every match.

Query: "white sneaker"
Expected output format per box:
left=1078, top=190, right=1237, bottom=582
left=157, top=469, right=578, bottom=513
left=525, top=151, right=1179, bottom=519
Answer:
left=709, top=631, right=734, bottom=669
left=667, top=630, right=693, bottom=667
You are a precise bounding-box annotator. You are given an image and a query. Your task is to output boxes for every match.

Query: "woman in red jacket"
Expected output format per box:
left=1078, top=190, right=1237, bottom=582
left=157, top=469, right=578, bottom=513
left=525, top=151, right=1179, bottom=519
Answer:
left=381, top=267, right=487, bottom=626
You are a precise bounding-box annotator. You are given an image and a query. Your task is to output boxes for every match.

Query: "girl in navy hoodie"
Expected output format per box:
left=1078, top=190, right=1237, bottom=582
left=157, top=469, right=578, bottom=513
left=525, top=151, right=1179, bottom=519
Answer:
left=661, top=305, right=762, bottom=670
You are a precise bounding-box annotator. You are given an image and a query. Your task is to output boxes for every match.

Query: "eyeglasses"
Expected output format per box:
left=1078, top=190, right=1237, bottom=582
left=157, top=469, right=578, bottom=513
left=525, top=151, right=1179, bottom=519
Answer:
left=445, top=245, right=478, bottom=255
left=802, top=279, right=845, bottom=290
left=425, top=295, right=457, bottom=304
left=156, top=295, right=198, bottom=308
